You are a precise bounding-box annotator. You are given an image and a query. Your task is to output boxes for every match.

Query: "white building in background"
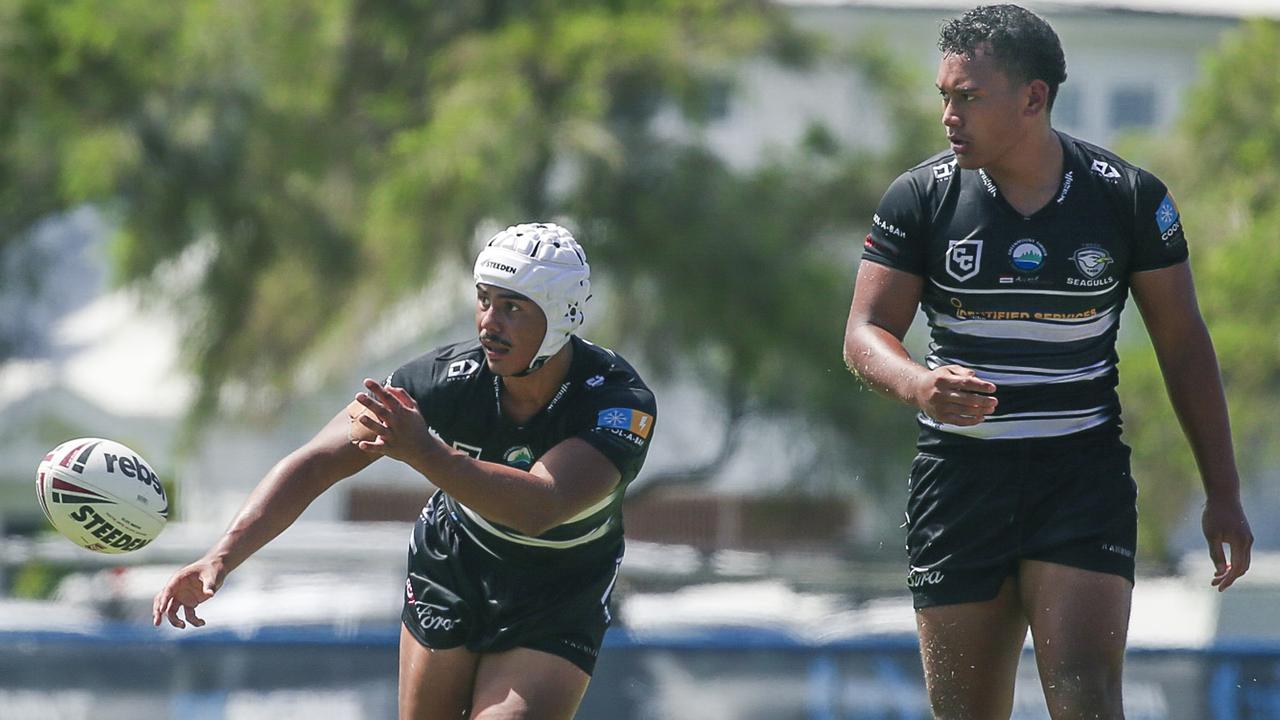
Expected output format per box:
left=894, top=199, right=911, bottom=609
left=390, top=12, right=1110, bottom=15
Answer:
left=699, top=0, right=1277, bottom=169
left=1, top=0, right=1276, bottom=547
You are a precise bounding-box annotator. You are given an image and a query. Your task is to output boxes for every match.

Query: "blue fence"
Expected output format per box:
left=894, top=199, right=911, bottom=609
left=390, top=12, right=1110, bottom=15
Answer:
left=1, top=625, right=1278, bottom=719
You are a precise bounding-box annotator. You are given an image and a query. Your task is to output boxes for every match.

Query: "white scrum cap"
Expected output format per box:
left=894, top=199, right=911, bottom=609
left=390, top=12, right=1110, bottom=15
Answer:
left=473, top=222, right=591, bottom=372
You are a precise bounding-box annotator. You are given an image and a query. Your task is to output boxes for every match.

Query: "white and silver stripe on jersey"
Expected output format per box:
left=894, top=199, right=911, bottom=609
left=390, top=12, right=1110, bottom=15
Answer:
left=931, top=306, right=1118, bottom=343
left=930, top=279, right=1120, bottom=297
left=457, top=502, right=614, bottom=549
left=921, top=406, right=1111, bottom=440
left=928, top=355, right=1114, bottom=387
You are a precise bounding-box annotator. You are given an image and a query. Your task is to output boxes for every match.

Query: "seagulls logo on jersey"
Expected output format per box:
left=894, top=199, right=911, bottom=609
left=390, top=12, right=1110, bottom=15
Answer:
left=946, top=239, right=983, bottom=282
left=1069, top=246, right=1116, bottom=287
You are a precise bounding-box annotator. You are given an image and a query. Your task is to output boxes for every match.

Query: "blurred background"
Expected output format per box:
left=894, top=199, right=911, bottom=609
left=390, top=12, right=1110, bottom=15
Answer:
left=1, top=0, right=1278, bottom=718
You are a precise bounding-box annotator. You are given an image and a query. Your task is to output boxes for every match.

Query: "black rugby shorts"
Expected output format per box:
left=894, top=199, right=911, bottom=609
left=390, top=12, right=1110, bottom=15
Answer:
left=400, top=493, right=622, bottom=675
left=904, top=436, right=1137, bottom=608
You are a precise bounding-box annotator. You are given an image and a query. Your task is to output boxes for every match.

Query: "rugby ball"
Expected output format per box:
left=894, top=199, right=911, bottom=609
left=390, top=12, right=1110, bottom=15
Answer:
left=35, top=438, right=169, bottom=554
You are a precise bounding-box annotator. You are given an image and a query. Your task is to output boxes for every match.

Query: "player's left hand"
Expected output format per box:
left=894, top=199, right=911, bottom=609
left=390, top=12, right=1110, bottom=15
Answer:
left=352, top=378, right=435, bottom=465
left=1202, top=497, right=1252, bottom=592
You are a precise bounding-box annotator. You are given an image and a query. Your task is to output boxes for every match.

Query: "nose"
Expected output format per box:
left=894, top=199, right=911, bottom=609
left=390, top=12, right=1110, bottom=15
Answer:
left=942, top=100, right=961, bottom=129
left=478, top=304, right=503, bottom=334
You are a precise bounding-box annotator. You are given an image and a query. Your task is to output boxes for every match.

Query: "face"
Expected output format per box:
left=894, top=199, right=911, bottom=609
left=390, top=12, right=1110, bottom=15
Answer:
left=936, top=46, right=1039, bottom=170
left=475, top=283, right=547, bottom=376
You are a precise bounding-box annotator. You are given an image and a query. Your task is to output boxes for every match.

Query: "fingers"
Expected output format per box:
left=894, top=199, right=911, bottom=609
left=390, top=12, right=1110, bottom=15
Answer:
left=183, top=604, right=206, bottom=628
left=152, top=590, right=168, bottom=627
left=939, top=365, right=997, bottom=394
left=1211, top=537, right=1252, bottom=592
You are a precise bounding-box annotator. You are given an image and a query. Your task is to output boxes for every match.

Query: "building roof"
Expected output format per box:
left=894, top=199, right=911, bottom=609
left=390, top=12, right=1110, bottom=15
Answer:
left=783, top=0, right=1280, bottom=20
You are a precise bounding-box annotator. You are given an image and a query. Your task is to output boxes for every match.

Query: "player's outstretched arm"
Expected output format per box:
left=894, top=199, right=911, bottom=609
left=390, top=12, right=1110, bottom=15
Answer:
left=843, top=261, right=997, bottom=425
left=152, top=408, right=375, bottom=628
left=351, top=380, right=621, bottom=536
left=1131, top=261, right=1253, bottom=590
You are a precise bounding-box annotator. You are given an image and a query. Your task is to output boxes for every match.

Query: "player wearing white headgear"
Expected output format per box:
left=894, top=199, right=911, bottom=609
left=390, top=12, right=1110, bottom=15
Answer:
left=473, top=222, right=592, bottom=375
left=154, top=221, right=656, bottom=720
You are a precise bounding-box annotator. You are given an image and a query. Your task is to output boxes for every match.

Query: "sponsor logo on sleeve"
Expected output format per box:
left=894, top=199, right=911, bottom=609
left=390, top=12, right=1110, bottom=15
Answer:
left=1156, top=193, right=1182, bottom=245
left=872, top=213, right=907, bottom=239
left=945, top=239, right=983, bottom=282
left=596, top=407, right=654, bottom=445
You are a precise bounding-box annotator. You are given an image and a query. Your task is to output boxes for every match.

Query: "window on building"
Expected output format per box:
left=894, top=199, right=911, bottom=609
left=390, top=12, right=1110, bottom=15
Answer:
left=1108, top=85, right=1156, bottom=130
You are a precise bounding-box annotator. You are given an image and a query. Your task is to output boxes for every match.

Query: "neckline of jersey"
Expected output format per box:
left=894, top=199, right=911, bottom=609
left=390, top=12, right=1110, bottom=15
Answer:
left=490, top=336, right=586, bottom=430
left=978, top=131, right=1075, bottom=223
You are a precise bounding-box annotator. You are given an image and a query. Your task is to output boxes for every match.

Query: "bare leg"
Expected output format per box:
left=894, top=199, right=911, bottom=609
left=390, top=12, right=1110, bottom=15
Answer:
left=1020, top=560, right=1131, bottom=720
left=470, top=647, right=591, bottom=720
left=916, top=577, right=1029, bottom=719
left=399, top=624, right=481, bottom=720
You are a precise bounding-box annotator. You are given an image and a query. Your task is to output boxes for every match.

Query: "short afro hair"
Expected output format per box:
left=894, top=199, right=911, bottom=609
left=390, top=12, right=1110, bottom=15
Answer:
left=938, top=4, right=1067, bottom=110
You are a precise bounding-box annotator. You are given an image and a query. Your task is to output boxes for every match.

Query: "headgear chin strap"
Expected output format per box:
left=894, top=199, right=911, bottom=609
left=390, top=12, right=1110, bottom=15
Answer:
left=473, top=223, right=591, bottom=374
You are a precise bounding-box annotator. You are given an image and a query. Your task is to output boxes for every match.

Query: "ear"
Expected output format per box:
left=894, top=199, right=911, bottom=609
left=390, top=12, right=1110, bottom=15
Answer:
left=1024, top=79, right=1051, bottom=118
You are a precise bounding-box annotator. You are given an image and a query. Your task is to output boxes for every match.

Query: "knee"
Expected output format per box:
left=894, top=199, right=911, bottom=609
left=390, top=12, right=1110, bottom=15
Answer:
left=1040, top=663, right=1124, bottom=719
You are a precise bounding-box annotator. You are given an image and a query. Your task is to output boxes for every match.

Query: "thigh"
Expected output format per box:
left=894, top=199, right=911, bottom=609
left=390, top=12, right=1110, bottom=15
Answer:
left=399, top=624, right=480, bottom=720
left=1019, top=560, right=1131, bottom=719
left=916, top=577, right=1028, bottom=720
left=470, top=647, right=591, bottom=720
left=906, top=451, right=1020, bottom=608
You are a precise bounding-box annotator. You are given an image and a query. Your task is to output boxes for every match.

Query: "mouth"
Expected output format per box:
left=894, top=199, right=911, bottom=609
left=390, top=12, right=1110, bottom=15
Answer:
left=948, top=135, right=971, bottom=153
left=479, top=335, right=512, bottom=360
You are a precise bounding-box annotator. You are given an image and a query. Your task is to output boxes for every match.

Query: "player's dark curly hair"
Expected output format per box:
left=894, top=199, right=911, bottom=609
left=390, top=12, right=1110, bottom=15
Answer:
left=938, top=4, right=1067, bottom=110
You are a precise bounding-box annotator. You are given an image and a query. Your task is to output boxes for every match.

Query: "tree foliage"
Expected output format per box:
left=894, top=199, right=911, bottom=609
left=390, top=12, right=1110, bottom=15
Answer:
left=1117, top=19, right=1280, bottom=559
left=0, top=1, right=930, bottom=491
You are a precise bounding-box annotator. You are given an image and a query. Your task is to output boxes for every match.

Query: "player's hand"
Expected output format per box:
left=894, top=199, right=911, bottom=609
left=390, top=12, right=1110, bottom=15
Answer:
left=1202, top=497, right=1252, bottom=592
left=353, top=378, right=434, bottom=464
left=912, top=365, right=997, bottom=426
left=153, top=558, right=224, bottom=629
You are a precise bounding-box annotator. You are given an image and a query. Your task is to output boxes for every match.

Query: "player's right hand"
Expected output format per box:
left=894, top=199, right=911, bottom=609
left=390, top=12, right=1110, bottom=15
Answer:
left=913, top=365, right=998, bottom=426
left=152, top=558, right=225, bottom=629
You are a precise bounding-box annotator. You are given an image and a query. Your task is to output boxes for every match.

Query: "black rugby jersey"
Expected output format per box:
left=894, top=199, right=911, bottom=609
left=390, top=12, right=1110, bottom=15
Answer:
left=388, top=335, right=656, bottom=560
left=861, top=131, right=1188, bottom=448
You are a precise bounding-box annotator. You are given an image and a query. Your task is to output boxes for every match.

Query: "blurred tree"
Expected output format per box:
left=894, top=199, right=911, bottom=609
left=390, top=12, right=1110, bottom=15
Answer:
left=0, top=0, right=934, bottom=495
left=1117, top=19, right=1280, bottom=562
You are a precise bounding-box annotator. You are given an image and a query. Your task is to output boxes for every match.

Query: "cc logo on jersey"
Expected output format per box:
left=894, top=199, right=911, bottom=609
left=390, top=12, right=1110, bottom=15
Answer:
left=946, top=239, right=983, bottom=282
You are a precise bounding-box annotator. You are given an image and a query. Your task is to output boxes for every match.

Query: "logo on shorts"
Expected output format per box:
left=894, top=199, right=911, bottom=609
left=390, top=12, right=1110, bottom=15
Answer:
left=412, top=600, right=459, bottom=632
left=1101, top=543, right=1134, bottom=559
left=946, top=239, right=983, bottom=282
left=907, top=567, right=946, bottom=588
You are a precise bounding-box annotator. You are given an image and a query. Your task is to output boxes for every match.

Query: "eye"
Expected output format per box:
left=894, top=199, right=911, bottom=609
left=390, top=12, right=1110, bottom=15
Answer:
left=506, top=302, right=522, bottom=313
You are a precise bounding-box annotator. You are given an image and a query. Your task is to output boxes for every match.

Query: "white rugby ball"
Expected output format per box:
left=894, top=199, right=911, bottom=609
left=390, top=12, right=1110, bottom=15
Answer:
left=36, top=438, right=169, bottom=554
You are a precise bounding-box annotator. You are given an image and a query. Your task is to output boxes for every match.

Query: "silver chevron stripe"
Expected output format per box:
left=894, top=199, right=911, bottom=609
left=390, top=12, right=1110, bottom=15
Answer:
left=921, top=407, right=1111, bottom=440
left=928, top=355, right=1114, bottom=387
left=458, top=502, right=613, bottom=549
left=931, top=279, right=1119, bottom=297
left=932, top=307, right=1118, bottom=343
